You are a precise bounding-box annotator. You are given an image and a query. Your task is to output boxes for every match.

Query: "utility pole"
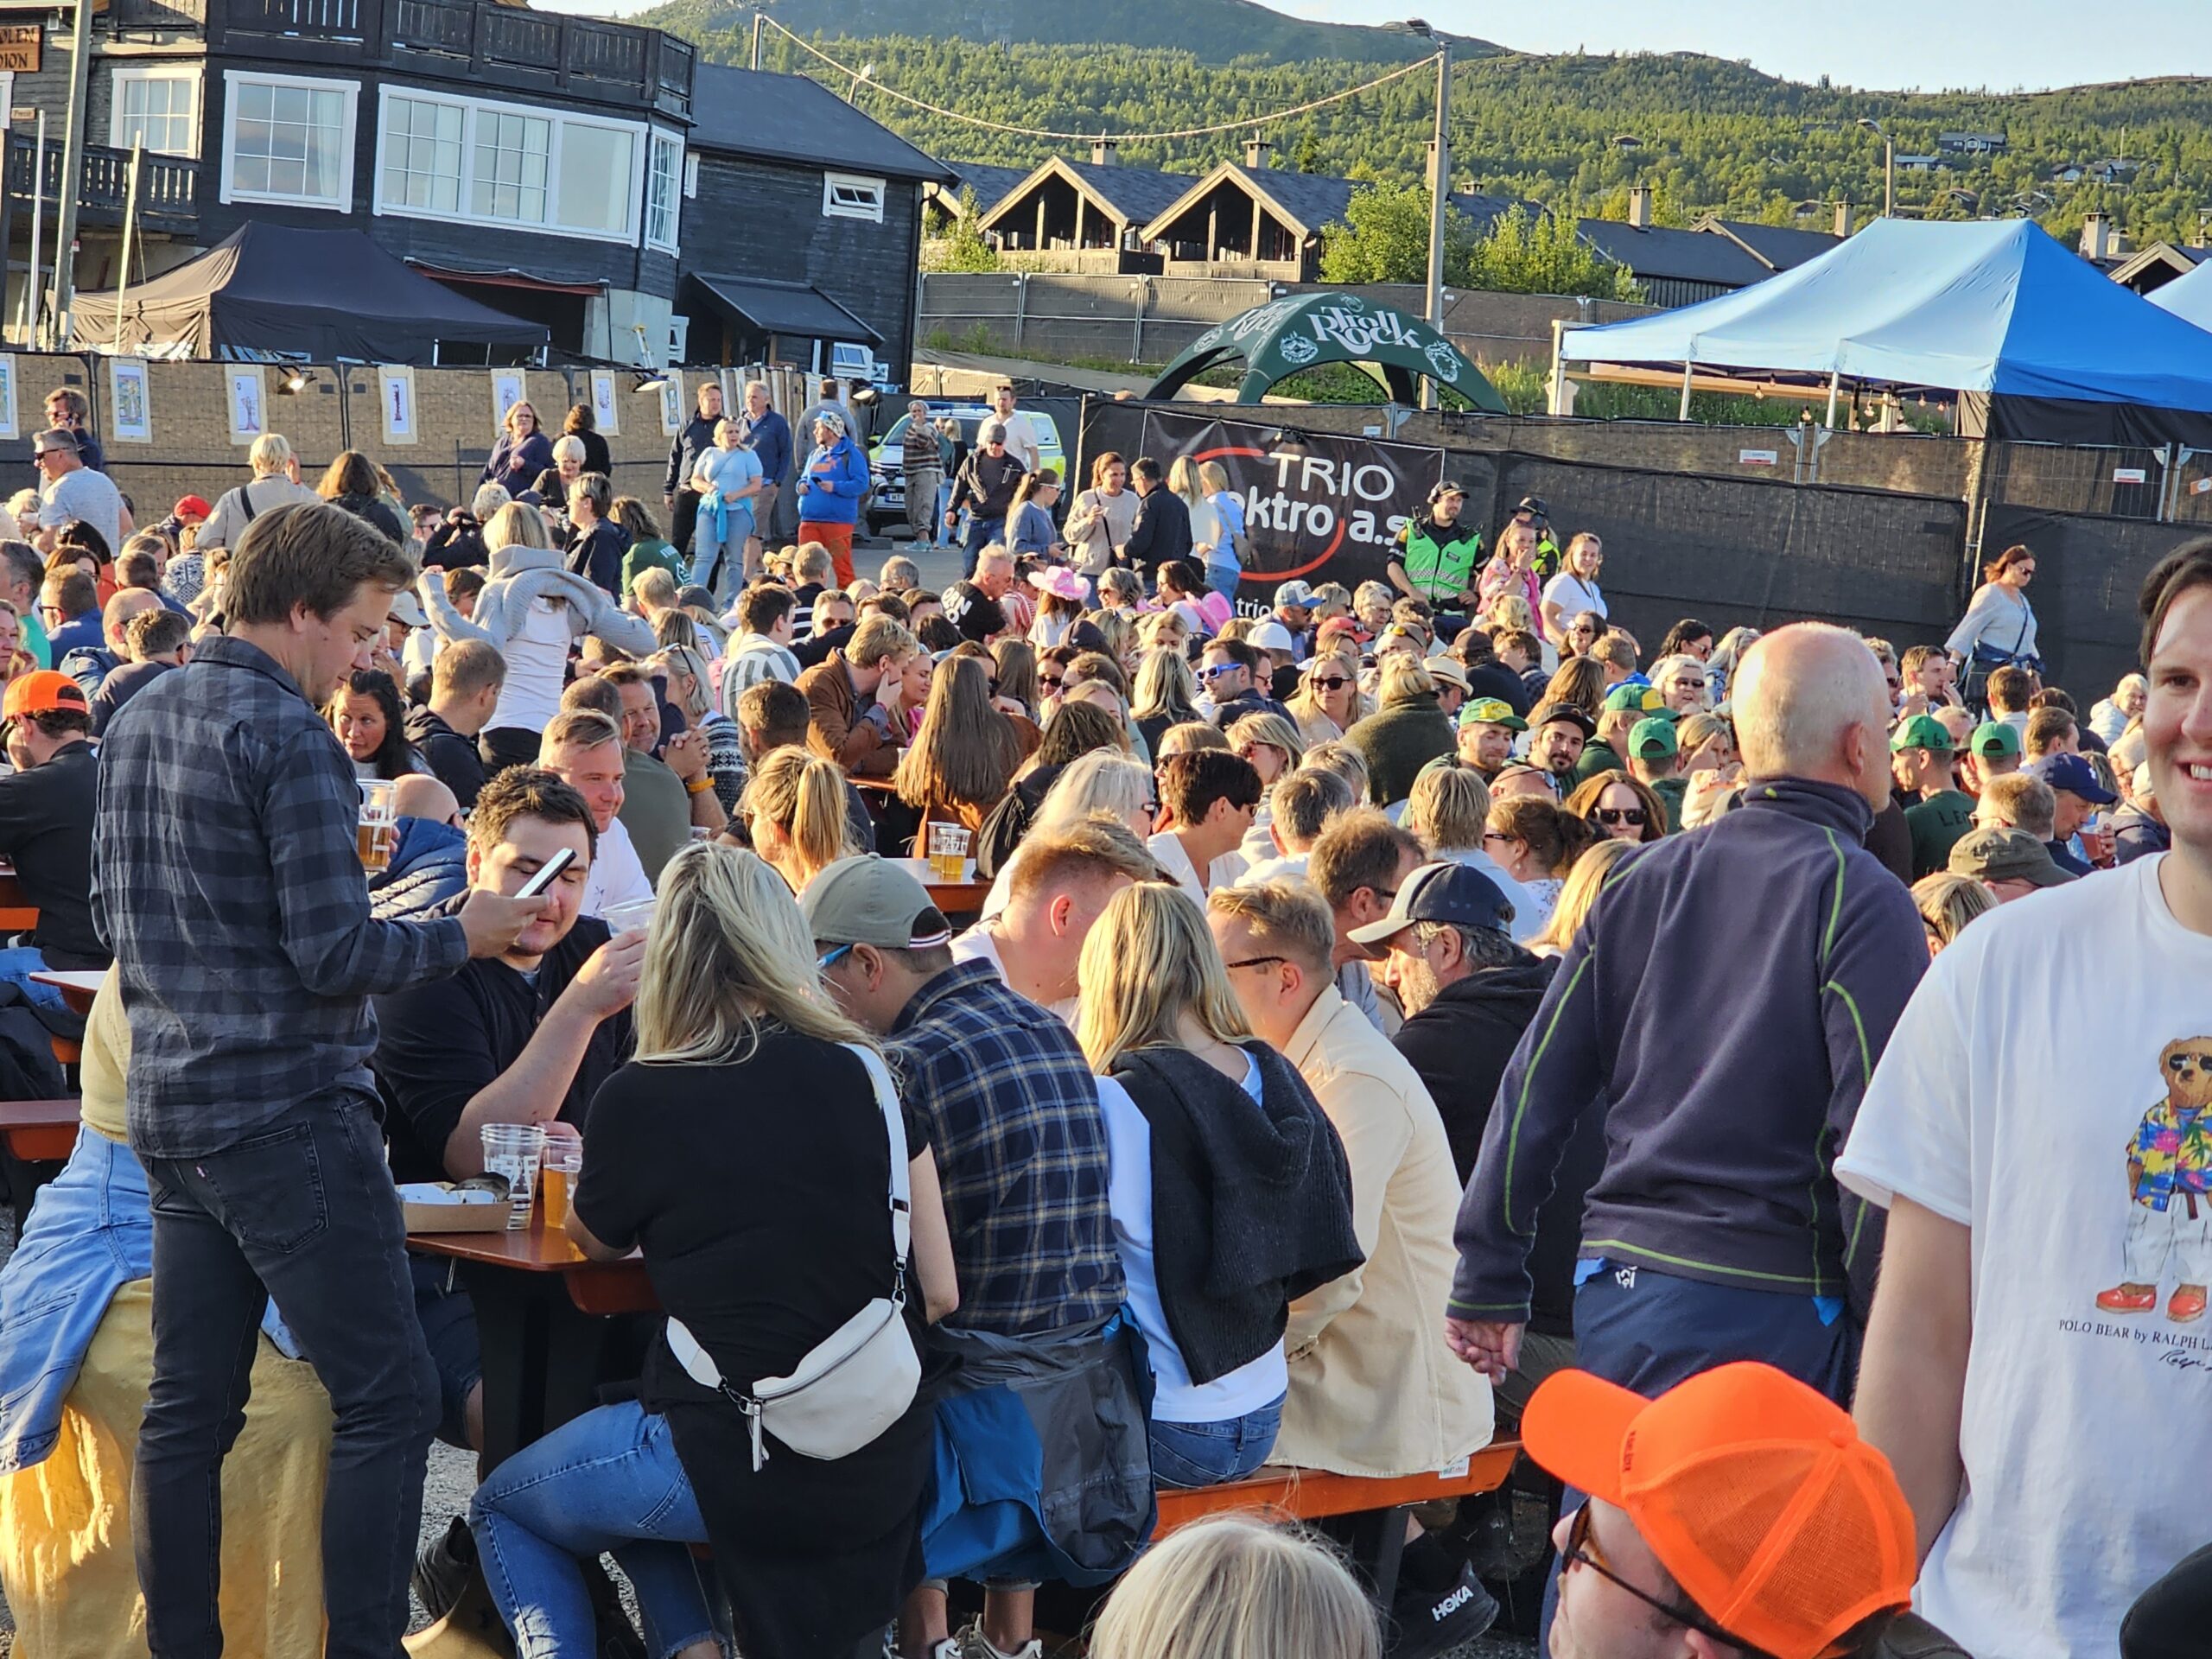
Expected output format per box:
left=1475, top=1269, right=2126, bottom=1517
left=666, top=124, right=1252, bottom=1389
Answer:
left=751, top=10, right=765, bottom=71
left=51, top=0, right=93, bottom=341
left=1425, top=39, right=1448, bottom=334
left=1858, top=118, right=1894, bottom=219
left=112, top=139, right=142, bottom=353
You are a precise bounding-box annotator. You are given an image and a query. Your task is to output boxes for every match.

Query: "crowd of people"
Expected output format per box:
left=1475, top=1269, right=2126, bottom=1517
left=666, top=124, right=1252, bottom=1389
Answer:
left=0, top=384, right=2199, bottom=1659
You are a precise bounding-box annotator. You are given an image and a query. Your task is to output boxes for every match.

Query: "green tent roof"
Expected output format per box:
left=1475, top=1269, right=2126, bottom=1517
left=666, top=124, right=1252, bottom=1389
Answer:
left=1144, top=291, right=1507, bottom=412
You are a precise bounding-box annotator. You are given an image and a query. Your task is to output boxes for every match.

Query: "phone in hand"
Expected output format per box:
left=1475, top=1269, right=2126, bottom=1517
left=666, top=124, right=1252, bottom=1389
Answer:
left=517, top=847, right=576, bottom=899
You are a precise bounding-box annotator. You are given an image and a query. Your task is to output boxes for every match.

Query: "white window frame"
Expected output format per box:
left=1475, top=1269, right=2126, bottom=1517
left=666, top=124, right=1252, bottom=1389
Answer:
left=823, top=170, right=886, bottom=224
left=682, top=150, right=699, bottom=200
left=110, top=65, right=201, bottom=157
left=219, top=69, right=359, bottom=212
left=370, top=84, right=645, bottom=245
left=644, top=128, right=682, bottom=254
left=378, top=88, right=466, bottom=217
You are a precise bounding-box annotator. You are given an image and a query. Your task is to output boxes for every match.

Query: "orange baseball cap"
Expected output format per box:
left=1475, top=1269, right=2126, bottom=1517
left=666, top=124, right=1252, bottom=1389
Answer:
left=1523, top=1362, right=1916, bottom=1659
left=2, top=670, right=89, bottom=721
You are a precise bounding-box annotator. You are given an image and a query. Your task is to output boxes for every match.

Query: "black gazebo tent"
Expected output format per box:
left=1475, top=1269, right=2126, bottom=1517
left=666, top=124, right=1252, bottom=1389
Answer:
left=73, top=223, right=550, bottom=362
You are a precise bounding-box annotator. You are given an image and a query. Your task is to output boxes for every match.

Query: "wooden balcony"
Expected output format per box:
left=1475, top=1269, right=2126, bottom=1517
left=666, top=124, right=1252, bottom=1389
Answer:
left=204, top=0, right=693, bottom=120
left=3, top=133, right=200, bottom=232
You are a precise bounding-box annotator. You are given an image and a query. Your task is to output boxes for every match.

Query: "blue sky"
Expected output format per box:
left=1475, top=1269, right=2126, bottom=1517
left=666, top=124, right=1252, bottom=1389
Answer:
left=542, top=0, right=2209, bottom=92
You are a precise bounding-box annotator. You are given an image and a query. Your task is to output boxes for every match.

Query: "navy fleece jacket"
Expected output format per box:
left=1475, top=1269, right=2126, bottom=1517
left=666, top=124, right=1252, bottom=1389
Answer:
left=1450, top=778, right=1926, bottom=1326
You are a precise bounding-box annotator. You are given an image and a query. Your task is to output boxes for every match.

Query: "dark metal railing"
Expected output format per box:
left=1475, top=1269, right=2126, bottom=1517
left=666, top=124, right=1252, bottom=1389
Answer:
left=3, top=133, right=200, bottom=226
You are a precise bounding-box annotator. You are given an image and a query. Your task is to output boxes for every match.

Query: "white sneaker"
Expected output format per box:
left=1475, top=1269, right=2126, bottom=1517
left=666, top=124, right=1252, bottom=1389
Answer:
left=934, top=1624, right=1040, bottom=1659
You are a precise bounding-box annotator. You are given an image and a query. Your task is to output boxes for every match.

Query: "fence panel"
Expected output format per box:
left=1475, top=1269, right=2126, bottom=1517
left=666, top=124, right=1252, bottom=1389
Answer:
left=1980, top=505, right=2206, bottom=696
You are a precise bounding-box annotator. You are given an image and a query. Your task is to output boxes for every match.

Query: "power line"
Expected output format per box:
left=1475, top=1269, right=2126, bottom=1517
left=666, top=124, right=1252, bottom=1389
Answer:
left=754, top=14, right=1441, bottom=145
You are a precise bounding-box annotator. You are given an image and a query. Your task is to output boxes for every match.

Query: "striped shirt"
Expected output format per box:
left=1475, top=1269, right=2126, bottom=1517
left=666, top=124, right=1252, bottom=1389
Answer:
left=92, top=634, right=468, bottom=1158
left=889, top=960, right=1122, bottom=1335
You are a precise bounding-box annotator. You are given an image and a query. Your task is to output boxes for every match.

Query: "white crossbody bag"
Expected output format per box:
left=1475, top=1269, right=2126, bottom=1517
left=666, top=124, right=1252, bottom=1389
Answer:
left=664, top=1042, right=921, bottom=1471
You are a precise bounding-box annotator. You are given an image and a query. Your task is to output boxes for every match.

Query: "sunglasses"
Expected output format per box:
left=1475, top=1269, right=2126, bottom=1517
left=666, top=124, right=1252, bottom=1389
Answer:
left=1593, top=807, right=1647, bottom=827
left=1223, top=955, right=1287, bottom=972
left=1563, top=1505, right=1745, bottom=1649
left=1198, top=663, right=1243, bottom=682
left=1312, top=675, right=1351, bottom=691
left=1039, top=673, right=1065, bottom=690
left=817, top=943, right=856, bottom=969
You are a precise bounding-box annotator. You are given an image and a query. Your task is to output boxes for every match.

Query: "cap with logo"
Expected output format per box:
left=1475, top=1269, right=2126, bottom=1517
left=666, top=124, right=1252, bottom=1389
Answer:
left=1248, top=620, right=1296, bottom=655
left=2, top=670, right=89, bottom=721
left=1602, top=683, right=1670, bottom=717
left=1530, top=701, right=1597, bottom=737
left=2025, top=752, right=2119, bottom=805
left=1947, top=825, right=2072, bottom=888
left=797, top=855, right=953, bottom=949
left=1889, top=714, right=1955, bottom=754
left=1273, top=580, right=1316, bottom=609
left=1459, top=697, right=1527, bottom=733
left=1629, top=716, right=1679, bottom=760
left=1512, top=494, right=1548, bottom=521
left=1346, top=860, right=1515, bottom=945
left=1968, top=720, right=2022, bottom=759
left=1522, top=1362, right=1916, bottom=1659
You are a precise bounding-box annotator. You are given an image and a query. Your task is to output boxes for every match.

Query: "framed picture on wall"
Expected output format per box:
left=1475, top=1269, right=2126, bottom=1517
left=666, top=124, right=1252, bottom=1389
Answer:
left=0, top=354, right=24, bottom=442
left=589, top=370, right=619, bottom=436
left=378, top=366, right=417, bottom=445
left=659, top=377, right=683, bottom=436
left=492, top=371, right=527, bottom=434
left=227, top=367, right=265, bottom=444
left=109, top=359, right=151, bottom=443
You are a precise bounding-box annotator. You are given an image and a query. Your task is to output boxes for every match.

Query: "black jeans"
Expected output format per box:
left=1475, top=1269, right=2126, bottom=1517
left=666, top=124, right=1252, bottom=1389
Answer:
left=135, top=1095, right=440, bottom=1659
left=670, top=488, right=701, bottom=558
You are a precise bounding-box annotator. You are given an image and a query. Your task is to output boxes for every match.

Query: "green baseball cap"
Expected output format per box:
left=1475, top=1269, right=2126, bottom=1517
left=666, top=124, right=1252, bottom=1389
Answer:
left=1628, top=716, right=1679, bottom=760
left=1602, top=683, right=1669, bottom=716
left=1458, top=696, right=1527, bottom=732
left=1969, top=721, right=2022, bottom=759
left=1890, top=714, right=1955, bottom=754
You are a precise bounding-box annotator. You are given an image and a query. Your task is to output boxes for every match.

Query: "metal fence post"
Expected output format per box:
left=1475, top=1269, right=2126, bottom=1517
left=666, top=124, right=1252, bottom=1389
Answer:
left=1011, top=273, right=1027, bottom=357
left=1133, top=276, right=1148, bottom=365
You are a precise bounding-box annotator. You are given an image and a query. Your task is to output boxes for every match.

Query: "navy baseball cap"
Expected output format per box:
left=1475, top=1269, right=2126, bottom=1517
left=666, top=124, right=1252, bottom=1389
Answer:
left=2026, top=752, right=2118, bottom=805
left=1348, top=860, right=1516, bottom=945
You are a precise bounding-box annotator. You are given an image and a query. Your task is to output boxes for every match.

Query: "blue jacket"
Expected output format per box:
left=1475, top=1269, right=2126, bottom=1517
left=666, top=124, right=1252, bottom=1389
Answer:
left=1451, top=779, right=1926, bottom=1325
left=797, top=437, right=868, bottom=527
left=369, top=817, right=469, bottom=923
left=740, top=407, right=792, bottom=489
left=0, top=1125, right=297, bottom=1474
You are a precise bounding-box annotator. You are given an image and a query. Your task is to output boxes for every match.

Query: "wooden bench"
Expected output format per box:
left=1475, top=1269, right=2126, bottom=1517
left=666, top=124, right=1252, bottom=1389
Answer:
left=1152, top=1441, right=1522, bottom=1607
left=0, top=1096, right=82, bottom=1230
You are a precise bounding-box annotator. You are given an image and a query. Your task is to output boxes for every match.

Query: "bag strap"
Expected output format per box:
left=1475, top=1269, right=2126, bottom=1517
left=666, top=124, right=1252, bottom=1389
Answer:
left=234, top=483, right=257, bottom=524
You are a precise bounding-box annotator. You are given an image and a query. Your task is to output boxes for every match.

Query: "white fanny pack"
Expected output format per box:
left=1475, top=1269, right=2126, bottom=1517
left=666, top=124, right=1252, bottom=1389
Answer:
left=664, top=1042, right=921, bottom=1471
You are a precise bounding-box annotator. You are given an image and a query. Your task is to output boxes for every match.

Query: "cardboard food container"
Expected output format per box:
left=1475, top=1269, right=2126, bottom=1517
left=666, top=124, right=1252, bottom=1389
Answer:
left=399, top=1179, right=513, bottom=1234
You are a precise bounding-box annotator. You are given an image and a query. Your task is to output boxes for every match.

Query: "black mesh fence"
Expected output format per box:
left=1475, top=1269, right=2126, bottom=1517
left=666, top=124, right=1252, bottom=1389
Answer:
left=1981, top=505, right=2209, bottom=696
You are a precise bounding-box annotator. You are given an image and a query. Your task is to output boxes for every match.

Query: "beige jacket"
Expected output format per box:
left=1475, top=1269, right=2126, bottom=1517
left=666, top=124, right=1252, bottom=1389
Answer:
left=1274, top=987, right=1493, bottom=1478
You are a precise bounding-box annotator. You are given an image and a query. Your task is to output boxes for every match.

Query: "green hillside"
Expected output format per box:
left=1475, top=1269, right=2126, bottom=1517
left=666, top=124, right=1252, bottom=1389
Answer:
left=649, top=3, right=2212, bottom=249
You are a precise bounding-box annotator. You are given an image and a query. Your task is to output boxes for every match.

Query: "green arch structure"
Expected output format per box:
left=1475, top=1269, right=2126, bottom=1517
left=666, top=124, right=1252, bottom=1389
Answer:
left=1142, top=291, right=1508, bottom=412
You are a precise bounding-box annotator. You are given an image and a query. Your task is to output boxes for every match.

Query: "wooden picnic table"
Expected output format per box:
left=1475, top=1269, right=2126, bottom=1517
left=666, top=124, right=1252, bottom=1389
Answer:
left=885, top=857, right=988, bottom=918
left=0, top=1096, right=81, bottom=1230
left=409, top=1218, right=655, bottom=1466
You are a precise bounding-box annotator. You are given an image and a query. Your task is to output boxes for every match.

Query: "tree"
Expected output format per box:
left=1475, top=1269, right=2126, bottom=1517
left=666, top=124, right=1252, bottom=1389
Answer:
left=1463, top=206, right=1643, bottom=301
left=922, top=188, right=1001, bottom=272
left=1318, top=180, right=1478, bottom=284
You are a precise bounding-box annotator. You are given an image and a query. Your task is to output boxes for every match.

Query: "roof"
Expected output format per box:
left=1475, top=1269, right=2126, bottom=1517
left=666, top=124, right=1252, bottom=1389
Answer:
left=976, top=156, right=1196, bottom=232
left=686, top=64, right=953, bottom=184
left=1562, top=217, right=2212, bottom=416
left=684, top=274, right=881, bottom=344
left=2147, top=257, right=2212, bottom=332
left=1573, top=218, right=1775, bottom=288
left=2111, top=242, right=2209, bottom=289
left=1694, top=217, right=1846, bottom=273
left=941, top=161, right=1033, bottom=219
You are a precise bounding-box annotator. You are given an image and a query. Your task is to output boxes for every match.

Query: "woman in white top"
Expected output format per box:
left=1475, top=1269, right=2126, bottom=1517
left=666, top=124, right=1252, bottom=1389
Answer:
left=1077, top=883, right=1357, bottom=1488
left=1169, top=455, right=1224, bottom=574
left=1063, top=452, right=1142, bottom=578
left=1523, top=836, right=1631, bottom=961
left=1944, top=543, right=2040, bottom=692
left=1197, top=459, right=1248, bottom=608
left=417, top=501, right=658, bottom=771
left=1538, top=531, right=1607, bottom=652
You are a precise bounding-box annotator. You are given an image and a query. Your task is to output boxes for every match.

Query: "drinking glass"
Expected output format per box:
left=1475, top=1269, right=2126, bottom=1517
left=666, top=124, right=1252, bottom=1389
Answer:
left=358, top=779, right=397, bottom=872
left=480, top=1122, right=546, bottom=1231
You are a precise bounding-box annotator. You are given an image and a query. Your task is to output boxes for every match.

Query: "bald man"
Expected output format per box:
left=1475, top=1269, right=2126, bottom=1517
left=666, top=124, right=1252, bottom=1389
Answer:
left=1450, top=622, right=1928, bottom=1415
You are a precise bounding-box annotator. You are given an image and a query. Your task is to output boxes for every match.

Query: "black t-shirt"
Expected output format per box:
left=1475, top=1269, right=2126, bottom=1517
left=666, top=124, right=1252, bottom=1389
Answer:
left=574, top=1033, right=930, bottom=1404
left=372, top=912, right=630, bottom=1184
left=0, top=741, right=105, bottom=968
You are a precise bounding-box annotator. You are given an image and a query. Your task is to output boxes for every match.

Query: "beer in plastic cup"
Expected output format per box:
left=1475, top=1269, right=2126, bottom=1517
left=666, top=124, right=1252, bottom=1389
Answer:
left=540, top=1139, right=582, bottom=1238
left=480, top=1122, right=546, bottom=1230
left=926, top=822, right=971, bottom=883
left=359, top=779, right=397, bottom=872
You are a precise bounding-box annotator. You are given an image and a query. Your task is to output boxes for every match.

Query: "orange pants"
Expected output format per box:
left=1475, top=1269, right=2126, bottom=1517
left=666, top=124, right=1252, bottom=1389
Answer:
left=802, top=521, right=855, bottom=588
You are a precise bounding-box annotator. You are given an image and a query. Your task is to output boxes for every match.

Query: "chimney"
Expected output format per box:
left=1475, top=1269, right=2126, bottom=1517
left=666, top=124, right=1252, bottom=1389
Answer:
left=1244, top=135, right=1274, bottom=170
left=1090, top=137, right=1117, bottom=167
left=1627, top=186, right=1653, bottom=228
left=2081, top=210, right=2112, bottom=262
left=1834, top=200, right=1854, bottom=238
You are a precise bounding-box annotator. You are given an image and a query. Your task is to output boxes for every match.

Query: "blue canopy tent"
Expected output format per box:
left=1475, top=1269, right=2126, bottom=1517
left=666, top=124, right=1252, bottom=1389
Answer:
left=2148, top=257, right=2212, bottom=334
left=1557, top=219, right=2212, bottom=447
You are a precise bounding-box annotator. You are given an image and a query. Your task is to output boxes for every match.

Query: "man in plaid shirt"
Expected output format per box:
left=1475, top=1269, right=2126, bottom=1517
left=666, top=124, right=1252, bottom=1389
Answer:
left=92, top=502, right=547, bottom=1659
left=804, top=855, right=1135, bottom=1659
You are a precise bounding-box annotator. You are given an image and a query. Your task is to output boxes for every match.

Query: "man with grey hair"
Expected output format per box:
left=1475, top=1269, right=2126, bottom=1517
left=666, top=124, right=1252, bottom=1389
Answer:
left=1240, top=766, right=1357, bottom=884
left=899, top=397, right=946, bottom=551
left=946, top=419, right=1027, bottom=580
left=1450, top=622, right=1927, bottom=1416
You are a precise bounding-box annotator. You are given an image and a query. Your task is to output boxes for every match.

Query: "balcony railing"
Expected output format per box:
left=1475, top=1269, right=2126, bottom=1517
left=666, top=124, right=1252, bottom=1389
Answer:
left=3, top=133, right=200, bottom=228
left=207, top=0, right=693, bottom=119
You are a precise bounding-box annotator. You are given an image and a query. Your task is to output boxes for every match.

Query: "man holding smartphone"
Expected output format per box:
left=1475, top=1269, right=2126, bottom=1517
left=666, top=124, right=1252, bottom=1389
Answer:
left=93, top=502, right=550, bottom=1659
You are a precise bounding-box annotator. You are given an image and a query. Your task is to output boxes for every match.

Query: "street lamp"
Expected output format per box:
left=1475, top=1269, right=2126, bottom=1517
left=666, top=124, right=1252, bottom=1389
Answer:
left=1857, top=118, right=1895, bottom=219
left=1389, top=19, right=1449, bottom=338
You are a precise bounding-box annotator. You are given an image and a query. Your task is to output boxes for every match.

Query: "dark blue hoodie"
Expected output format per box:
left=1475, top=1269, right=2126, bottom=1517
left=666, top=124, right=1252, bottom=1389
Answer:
left=1450, top=778, right=1926, bottom=1325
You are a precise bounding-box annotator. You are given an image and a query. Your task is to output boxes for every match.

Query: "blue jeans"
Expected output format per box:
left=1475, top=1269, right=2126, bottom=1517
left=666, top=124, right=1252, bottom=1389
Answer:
left=0, top=944, right=67, bottom=1012
left=1147, top=1394, right=1283, bottom=1490
left=137, top=1096, right=441, bottom=1659
left=962, top=514, right=1005, bottom=579
left=470, top=1401, right=719, bottom=1659
left=1205, top=557, right=1243, bottom=611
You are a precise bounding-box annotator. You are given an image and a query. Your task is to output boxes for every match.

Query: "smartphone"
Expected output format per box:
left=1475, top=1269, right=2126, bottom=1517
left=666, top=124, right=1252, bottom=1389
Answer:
left=516, top=847, right=576, bottom=899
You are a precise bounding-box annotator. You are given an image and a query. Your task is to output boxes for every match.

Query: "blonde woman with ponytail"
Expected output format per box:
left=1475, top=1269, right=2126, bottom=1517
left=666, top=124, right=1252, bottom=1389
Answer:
left=1077, top=882, right=1358, bottom=1488
left=485, top=842, right=957, bottom=1659
left=741, top=747, right=854, bottom=893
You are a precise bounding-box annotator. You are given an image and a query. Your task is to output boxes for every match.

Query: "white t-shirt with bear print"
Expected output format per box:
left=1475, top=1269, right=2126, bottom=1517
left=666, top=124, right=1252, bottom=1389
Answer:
left=1839, top=854, right=2212, bottom=1658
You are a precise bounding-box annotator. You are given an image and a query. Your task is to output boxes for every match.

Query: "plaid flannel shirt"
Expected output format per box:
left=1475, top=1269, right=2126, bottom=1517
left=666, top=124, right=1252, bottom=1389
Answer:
left=92, top=635, right=468, bottom=1159
left=890, top=960, right=1122, bottom=1335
